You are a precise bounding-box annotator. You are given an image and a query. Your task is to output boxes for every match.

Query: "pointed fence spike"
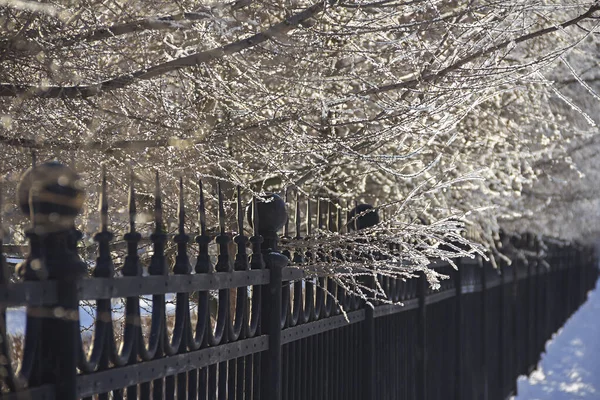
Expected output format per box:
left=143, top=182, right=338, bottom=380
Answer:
left=317, top=198, right=323, bottom=230
left=295, top=191, right=301, bottom=239
left=251, top=196, right=259, bottom=236
left=198, top=179, right=207, bottom=236
left=100, top=165, right=108, bottom=233
left=306, top=198, right=312, bottom=236
left=149, top=170, right=167, bottom=276
left=354, top=200, right=358, bottom=231
left=345, top=200, right=350, bottom=234
left=122, top=168, right=141, bottom=277
left=326, top=200, right=331, bottom=231
left=218, top=181, right=225, bottom=234
left=93, top=166, right=114, bottom=278
left=237, top=186, right=243, bottom=234
left=195, top=179, right=213, bottom=274
left=154, top=170, right=162, bottom=230
left=128, top=169, right=137, bottom=232
left=249, top=194, right=264, bottom=270
left=283, top=187, right=290, bottom=237
left=0, top=177, right=3, bottom=231
left=0, top=178, right=6, bottom=284
left=174, top=176, right=191, bottom=275
left=336, top=203, right=342, bottom=234
left=178, top=176, right=185, bottom=235
left=234, top=185, right=249, bottom=272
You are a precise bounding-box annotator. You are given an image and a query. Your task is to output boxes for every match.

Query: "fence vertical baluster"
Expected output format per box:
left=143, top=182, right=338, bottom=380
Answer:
left=293, top=193, right=307, bottom=400
left=172, top=177, right=192, bottom=400
left=455, top=259, right=463, bottom=400
left=511, top=251, right=519, bottom=396
left=251, top=193, right=286, bottom=400
left=498, top=261, right=506, bottom=398
left=147, top=171, right=168, bottom=400
left=233, top=186, right=249, bottom=400
left=213, top=182, right=232, bottom=400
left=481, top=259, right=488, bottom=400
left=16, top=163, right=87, bottom=400
left=194, top=180, right=212, bottom=400
left=92, top=166, right=119, bottom=400
left=120, top=169, right=144, bottom=399
left=249, top=196, right=265, bottom=400
left=280, top=189, right=290, bottom=399
left=305, top=198, right=317, bottom=400
left=417, top=269, right=427, bottom=400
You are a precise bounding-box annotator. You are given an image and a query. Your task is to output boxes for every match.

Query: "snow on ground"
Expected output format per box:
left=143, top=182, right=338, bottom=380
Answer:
left=5, top=294, right=178, bottom=336
left=514, top=279, right=600, bottom=400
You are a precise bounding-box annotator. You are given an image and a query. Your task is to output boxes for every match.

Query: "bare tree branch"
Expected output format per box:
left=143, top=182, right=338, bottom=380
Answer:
left=0, top=0, right=327, bottom=98
left=346, top=4, right=600, bottom=99
left=0, top=9, right=231, bottom=55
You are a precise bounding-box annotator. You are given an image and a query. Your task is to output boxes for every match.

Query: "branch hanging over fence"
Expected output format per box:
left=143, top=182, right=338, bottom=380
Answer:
left=342, top=3, right=600, bottom=100
left=0, top=0, right=328, bottom=98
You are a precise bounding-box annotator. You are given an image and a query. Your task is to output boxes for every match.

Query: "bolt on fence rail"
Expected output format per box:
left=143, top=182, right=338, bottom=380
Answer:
left=0, top=162, right=598, bottom=400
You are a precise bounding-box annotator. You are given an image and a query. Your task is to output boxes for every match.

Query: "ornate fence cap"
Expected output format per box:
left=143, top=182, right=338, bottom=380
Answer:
left=348, top=203, right=379, bottom=231
left=246, top=193, right=287, bottom=235
left=17, top=161, right=84, bottom=233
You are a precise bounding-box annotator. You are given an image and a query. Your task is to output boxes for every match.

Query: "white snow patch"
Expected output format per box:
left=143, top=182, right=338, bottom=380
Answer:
left=513, top=280, right=600, bottom=399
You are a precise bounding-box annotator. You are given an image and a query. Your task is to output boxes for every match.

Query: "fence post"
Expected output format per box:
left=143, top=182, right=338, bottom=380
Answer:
left=348, top=203, right=378, bottom=400
left=363, top=276, right=377, bottom=400
left=480, top=259, right=488, bottom=400
left=511, top=248, right=519, bottom=394
left=498, top=261, right=506, bottom=396
left=454, top=260, right=463, bottom=400
left=16, top=162, right=86, bottom=400
left=253, top=193, right=287, bottom=400
left=417, top=270, right=427, bottom=400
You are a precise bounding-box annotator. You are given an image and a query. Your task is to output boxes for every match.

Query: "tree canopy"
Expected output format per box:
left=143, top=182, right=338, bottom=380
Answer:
left=2, top=0, right=600, bottom=281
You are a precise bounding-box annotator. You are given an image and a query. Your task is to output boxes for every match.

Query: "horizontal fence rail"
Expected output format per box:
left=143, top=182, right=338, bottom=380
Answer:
left=0, top=163, right=598, bottom=400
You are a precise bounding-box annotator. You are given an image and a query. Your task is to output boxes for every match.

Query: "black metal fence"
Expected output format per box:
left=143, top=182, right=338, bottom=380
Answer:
left=0, top=164, right=598, bottom=400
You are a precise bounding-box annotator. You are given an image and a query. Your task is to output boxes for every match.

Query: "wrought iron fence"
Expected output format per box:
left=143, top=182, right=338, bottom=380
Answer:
left=0, top=163, right=598, bottom=400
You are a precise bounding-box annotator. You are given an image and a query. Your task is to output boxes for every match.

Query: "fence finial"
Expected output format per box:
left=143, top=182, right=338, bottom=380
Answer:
left=306, top=197, right=312, bottom=236
left=93, top=165, right=114, bottom=278
left=148, top=171, right=167, bottom=276
left=178, top=176, right=185, bottom=235
left=122, top=169, right=141, bottom=277
left=16, top=162, right=86, bottom=279
left=0, top=178, right=7, bottom=285
left=154, top=170, right=163, bottom=230
left=247, top=193, right=286, bottom=251
left=249, top=196, right=265, bottom=270
left=174, top=177, right=191, bottom=275
left=292, top=191, right=304, bottom=264
left=215, top=181, right=231, bottom=273
left=195, top=179, right=212, bottom=274
left=317, top=198, right=323, bottom=230
left=234, top=186, right=249, bottom=272
left=198, top=179, right=207, bottom=236
left=283, top=187, right=290, bottom=237
left=217, top=181, right=225, bottom=235
left=348, top=203, right=379, bottom=231
left=295, top=191, right=301, bottom=239
left=99, top=165, right=108, bottom=232
left=127, top=168, right=136, bottom=232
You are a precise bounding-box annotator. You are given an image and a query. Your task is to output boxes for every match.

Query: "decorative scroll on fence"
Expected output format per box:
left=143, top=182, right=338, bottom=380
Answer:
left=0, top=163, right=598, bottom=400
